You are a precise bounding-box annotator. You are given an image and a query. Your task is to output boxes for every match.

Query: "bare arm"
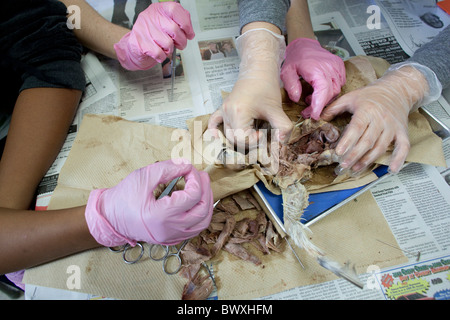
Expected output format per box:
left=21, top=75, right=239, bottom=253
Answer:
left=0, top=206, right=99, bottom=274
left=286, top=0, right=315, bottom=42
left=59, top=0, right=129, bottom=59
left=0, top=88, right=99, bottom=274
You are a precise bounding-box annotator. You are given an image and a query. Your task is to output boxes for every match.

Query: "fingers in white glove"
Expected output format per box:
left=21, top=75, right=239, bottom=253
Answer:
left=212, top=28, right=290, bottom=150
left=323, top=86, right=410, bottom=176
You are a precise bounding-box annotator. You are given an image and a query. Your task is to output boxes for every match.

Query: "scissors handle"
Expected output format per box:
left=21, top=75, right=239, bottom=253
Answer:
left=162, top=239, right=189, bottom=275
left=163, top=253, right=183, bottom=275
left=108, top=245, right=126, bottom=253
left=122, top=243, right=144, bottom=264
left=149, top=244, right=170, bottom=261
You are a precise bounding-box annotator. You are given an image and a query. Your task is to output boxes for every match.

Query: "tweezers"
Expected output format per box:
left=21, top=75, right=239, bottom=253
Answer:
left=170, top=48, right=176, bottom=102
left=169, top=0, right=180, bottom=102
left=158, top=176, right=182, bottom=199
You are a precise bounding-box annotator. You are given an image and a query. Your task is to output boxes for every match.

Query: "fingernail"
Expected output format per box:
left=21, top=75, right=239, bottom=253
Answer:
left=387, top=167, right=398, bottom=175
left=334, top=165, right=349, bottom=176
left=349, top=169, right=363, bottom=178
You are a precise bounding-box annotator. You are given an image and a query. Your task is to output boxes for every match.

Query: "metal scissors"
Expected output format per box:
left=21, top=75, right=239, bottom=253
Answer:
left=148, top=200, right=221, bottom=275
left=149, top=239, right=189, bottom=275
left=109, top=242, right=144, bottom=264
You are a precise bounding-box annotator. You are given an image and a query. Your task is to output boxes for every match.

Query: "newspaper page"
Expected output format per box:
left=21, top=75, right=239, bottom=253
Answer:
left=374, top=0, right=450, bottom=56
left=180, top=0, right=241, bottom=113
left=308, top=0, right=411, bottom=63
left=310, top=12, right=365, bottom=59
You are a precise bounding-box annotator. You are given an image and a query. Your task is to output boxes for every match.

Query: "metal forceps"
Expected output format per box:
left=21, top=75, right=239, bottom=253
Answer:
left=109, top=176, right=182, bottom=264
left=149, top=239, right=189, bottom=275
left=169, top=0, right=180, bottom=102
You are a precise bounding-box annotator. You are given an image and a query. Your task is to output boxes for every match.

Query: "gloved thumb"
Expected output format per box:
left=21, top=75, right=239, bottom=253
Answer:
left=304, top=77, right=333, bottom=120
left=266, top=110, right=293, bottom=144
left=207, top=109, right=224, bottom=139
left=280, top=64, right=302, bottom=103
left=320, top=94, right=351, bottom=121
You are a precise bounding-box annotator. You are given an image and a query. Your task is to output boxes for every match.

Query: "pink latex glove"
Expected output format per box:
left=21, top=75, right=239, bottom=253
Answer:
left=280, top=38, right=346, bottom=120
left=114, top=2, right=195, bottom=71
left=85, top=159, right=213, bottom=247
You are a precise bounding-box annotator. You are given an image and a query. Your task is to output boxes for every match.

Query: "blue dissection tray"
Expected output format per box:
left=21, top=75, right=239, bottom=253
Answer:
left=256, top=165, right=389, bottom=225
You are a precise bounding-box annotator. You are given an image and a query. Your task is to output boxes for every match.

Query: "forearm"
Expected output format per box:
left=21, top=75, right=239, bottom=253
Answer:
left=0, top=205, right=99, bottom=274
left=0, top=87, right=101, bottom=274
left=238, top=23, right=285, bottom=81
left=408, top=25, right=450, bottom=89
left=238, top=0, right=290, bottom=34
left=0, top=88, right=82, bottom=209
left=59, top=0, right=129, bottom=59
left=242, top=21, right=281, bottom=35
left=286, top=0, right=315, bottom=43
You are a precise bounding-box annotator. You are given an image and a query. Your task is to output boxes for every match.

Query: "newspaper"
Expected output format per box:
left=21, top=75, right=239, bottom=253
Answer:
left=29, top=0, right=450, bottom=300
left=375, top=0, right=450, bottom=56
left=308, top=0, right=411, bottom=63
left=180, top=0, right=241, bottom=113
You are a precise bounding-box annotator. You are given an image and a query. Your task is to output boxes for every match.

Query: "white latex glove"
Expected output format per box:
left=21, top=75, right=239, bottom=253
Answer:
left=321, top=62, right=442, bottom=174
left=207, top=28, right=293, bottom=151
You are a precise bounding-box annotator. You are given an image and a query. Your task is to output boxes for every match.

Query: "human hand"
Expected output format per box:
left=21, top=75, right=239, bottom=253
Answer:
left=280, top=38, right=346, bottom=120
left=321, top=63, right=440, bottom=174
left=208, top=29, right=293, bottom=150
left=85, top=159, right=213, bottom=247
left=114, top=2, right=195, bottom=70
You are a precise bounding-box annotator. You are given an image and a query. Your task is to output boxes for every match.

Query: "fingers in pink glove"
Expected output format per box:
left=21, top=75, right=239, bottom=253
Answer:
left=280, top=64, right=302, bottom=103
left=135, top=3, right=194, bottom=59
left=281, top=38, right=346, bottom=120
left=114, top=2, right=194, bottom=71
left=302, top=68, right=345, bottom=120
left=149, top=169, right=213, bottom=245
left=145, top=3, right=195, bottom=55
left=161, top=2, right=196, bottom=48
